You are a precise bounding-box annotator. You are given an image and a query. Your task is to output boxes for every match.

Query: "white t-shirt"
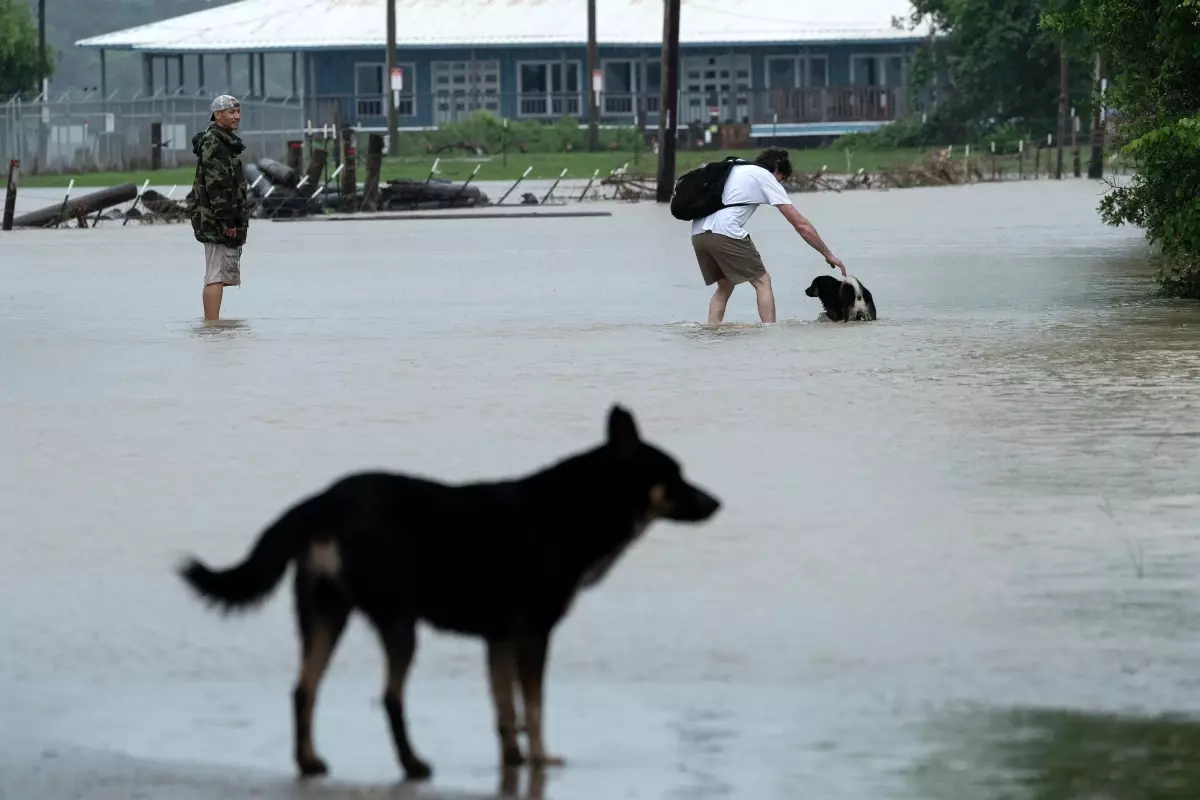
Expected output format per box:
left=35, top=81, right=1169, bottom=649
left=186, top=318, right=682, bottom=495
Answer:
left=689, top=163, right=792, bottom=239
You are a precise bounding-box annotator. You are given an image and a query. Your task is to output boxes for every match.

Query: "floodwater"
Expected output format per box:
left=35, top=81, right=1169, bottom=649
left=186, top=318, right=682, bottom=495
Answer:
left=3, top=179, right=1200, bottom=800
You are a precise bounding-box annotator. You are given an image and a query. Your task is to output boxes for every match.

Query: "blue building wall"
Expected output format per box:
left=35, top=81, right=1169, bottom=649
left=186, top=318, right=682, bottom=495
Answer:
left=308, top=40, right=925, bottom=129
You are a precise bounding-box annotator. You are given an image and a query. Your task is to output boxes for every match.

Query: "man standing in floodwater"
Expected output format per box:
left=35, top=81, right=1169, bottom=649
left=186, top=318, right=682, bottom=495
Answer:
left=186, top=94, right=249, bottom=322
left=690, top=146, right=845, bottom=325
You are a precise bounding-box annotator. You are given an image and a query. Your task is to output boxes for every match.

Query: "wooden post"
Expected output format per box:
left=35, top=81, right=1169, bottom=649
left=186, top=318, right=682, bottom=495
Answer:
left=151, top=123, right=163, bottom=171
left=1088, top=51, right=1104, bottom=180
left=2, top=160, right=19, bottom=231
left=360, top=133, right=385, bottom=211
left=300, top=147, right=327, bottom=198
left=1056, top=43, right=1066, bottom=180
left=340, top=126, right=357, bottom=212
left=286, top=141, right=303, bottom=172
left=1080, top=113, right=1089, bottom=177
left=586, top=0, right=599, bottom=152
left=386, top=0, right=399, bottom=154
left=655, top=0, right=681, bottom=203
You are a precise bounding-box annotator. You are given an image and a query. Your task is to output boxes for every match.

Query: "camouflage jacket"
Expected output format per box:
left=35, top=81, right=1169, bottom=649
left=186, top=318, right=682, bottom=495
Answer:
left=186, top=124, right=249, bottom=247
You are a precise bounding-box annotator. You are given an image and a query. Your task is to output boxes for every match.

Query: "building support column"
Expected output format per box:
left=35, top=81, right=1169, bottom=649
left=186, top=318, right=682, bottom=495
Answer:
left=143, top=53, right=153, bottom=95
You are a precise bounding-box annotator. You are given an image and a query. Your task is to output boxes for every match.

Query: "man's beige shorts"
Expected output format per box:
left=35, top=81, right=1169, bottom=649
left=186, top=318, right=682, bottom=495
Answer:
left=204, top=242, right=242, bottom=286
left=691, top=231, right=767, bottom=286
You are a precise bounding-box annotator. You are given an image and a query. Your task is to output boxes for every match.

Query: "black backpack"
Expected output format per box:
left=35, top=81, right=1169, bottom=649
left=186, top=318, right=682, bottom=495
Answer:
left=669, top=156, right=757, bottom=221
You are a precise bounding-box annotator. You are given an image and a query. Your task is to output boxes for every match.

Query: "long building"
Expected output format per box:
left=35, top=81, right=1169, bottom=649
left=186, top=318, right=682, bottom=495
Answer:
left=76, top=0, right=933, bottom=141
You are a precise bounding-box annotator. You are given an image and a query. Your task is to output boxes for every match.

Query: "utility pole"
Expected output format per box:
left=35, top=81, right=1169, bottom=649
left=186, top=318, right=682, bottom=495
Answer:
left=1087, top=51, right=1104, bottom=180
left=1056, top=42, right=1067, bottom=180
left=37, top=0, right=47, bottom=174
left=654, top=0, right=681, bottom=203
left=586, top=0, right=599, bottom=151
left=386, top=0, right=399, bottom=156
left=38, top=0, right=46, bottom=87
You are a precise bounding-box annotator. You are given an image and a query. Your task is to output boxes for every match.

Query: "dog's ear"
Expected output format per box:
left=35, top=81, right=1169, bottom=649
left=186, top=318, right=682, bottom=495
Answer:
left=607, top=405, right=640, bottom=460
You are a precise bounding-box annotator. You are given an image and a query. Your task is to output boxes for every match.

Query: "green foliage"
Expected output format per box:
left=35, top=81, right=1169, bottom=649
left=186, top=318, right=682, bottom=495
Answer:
left=1044, top=0, right=1200, bottom=297
left=835, top=114, right=1053, bottom=154
left=905, top=0, right=1094, bottom=141
left=387, top=110, right=647, bottom=156
left=0, top=0, right=52, bottom=96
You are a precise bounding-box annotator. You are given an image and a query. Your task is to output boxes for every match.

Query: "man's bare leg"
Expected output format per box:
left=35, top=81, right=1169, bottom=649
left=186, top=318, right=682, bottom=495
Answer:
left=707, top=278, right=735, bottom=325
left=203, top=283, right=224, bottom=321
left=750, top=272, right=776, bottom=323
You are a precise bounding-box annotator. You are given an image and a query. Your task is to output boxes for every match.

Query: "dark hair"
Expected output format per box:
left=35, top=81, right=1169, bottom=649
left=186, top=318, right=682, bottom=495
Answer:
left=755, top=147, right=793, bottom=180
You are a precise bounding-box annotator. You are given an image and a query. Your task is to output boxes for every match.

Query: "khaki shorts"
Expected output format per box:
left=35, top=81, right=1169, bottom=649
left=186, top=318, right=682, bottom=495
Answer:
left=691, top=231, right=767, bottom=286
left=204, top=242, right=242, bottom=286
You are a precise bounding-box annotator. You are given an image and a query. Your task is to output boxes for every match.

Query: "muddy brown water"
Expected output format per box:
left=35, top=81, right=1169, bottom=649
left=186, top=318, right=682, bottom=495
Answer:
left=3, top=180, right=1200, bottom=800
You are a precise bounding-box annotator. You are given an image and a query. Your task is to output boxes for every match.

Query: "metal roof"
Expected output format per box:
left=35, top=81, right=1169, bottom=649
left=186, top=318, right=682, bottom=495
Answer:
left=75, top=0, right=931, bottom=53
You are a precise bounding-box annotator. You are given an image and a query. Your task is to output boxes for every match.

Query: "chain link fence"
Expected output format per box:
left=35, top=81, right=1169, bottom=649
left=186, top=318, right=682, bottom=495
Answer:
left=1, top=90, right=306, bottom=173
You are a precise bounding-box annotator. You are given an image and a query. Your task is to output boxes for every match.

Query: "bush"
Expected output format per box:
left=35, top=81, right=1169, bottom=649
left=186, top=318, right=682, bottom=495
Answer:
left=384, top=111, right=647, bottom=156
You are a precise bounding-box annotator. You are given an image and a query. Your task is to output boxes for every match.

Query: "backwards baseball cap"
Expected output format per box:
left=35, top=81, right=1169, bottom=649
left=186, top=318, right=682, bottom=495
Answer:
left=209, top=94, right=240, bottom=120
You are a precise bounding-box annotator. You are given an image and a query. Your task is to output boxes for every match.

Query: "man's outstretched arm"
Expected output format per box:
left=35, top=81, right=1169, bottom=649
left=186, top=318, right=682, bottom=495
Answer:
left=777, top=203, right=845, bottom=275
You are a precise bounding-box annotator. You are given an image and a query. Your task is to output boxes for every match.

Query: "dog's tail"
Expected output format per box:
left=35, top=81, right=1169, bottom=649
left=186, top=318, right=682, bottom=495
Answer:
left=178, top=491, right=334, bottom=612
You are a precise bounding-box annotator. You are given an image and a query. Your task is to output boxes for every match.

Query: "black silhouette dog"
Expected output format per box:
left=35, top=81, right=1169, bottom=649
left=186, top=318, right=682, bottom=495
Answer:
left=177, top=405, right=721, bottom=781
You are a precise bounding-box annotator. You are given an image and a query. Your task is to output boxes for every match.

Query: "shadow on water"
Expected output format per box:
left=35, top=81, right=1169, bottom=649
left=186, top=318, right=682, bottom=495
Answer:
left=0, top=746, right=558, bottom=800
left=907, top=705, right=1200, bottom=800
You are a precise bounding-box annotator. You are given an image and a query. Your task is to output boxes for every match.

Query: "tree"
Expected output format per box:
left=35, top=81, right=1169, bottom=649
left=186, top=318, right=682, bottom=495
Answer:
left=0, top=0, right=52, bottom=97
left=1043, top=0, right=1200, bottom=297
left=906, top=0, right=1093, bottom=141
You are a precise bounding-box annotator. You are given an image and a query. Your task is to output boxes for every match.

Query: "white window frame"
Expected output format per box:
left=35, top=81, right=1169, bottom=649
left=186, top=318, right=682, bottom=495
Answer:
left=516, top=59, right=583, bottom=118
left=808, top=55, right=830, bottom=88
left=430, top=60, right=502, bottom=123
left=849, top=52, right=905, bottom=87
left=354, top=61, right=416, bottom=118
left=599, top=58, right=642, bottom=116
left=764, top=54, right=829, bottom=88
left=679, top=54, right=752, bottom=124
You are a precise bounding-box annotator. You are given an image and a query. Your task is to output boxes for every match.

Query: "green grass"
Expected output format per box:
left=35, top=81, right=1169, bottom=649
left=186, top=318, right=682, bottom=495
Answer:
left=14, top=144, right=1111, bottom=189
left=16, top=146, right=939, bottom=189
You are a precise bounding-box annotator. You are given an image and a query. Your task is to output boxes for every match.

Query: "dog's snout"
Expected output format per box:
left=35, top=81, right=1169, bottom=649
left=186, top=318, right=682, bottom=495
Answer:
left=693, top=487, right=721, bottom=518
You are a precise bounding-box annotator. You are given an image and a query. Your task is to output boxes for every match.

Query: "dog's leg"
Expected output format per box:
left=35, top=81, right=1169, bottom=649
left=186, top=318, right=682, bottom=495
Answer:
left=514, top=632, right=564, bottom=767
left=379, top=619, right=433, bottom=781
left=487, top=638, right=525, bottom=767
left=292, top=577, right=351, bottom=778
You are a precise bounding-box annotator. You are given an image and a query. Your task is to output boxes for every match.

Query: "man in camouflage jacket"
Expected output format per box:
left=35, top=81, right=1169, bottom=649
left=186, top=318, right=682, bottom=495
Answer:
left=187, top=94, right=249, bottom=322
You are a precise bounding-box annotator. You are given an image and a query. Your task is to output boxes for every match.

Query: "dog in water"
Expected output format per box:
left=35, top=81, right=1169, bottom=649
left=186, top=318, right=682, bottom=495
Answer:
left=177, top=405, right=721, bottom=781
left=805, top=274, right=877, bottom=322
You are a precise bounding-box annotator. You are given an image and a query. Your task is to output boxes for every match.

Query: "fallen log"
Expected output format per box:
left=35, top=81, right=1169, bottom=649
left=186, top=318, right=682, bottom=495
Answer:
left=141, top=189, right=187, bottom=220
left=12, top=183, right=138, bottom=228
left=257, top=158, right=300, bottom=188
left=243, top=163, right=273, bottom=197
left=379, top=179, right=490, bottom=209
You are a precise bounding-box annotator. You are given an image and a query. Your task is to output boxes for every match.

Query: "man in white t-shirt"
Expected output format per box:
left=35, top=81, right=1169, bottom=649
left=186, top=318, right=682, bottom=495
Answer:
left=690, top=147, right=845, bottom=325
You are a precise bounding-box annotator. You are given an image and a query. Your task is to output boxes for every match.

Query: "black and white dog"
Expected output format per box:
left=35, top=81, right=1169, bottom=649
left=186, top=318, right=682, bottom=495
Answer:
left=805, top=274, right=877, bottom=322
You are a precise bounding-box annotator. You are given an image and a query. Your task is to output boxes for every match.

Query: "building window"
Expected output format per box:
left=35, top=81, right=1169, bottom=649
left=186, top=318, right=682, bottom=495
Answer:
left=431, top=60, right=501, bottom=123
left=679, top=55, right=751, bottom=123
left=764, top=55, right=829, bottom=89
left=850, top=54, right=904, bottom=87
left=599, top=59, right=662, bottom=117
left=517, top=60, right=581, bottom=118
left=355, top=62, right=415, bottom=119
